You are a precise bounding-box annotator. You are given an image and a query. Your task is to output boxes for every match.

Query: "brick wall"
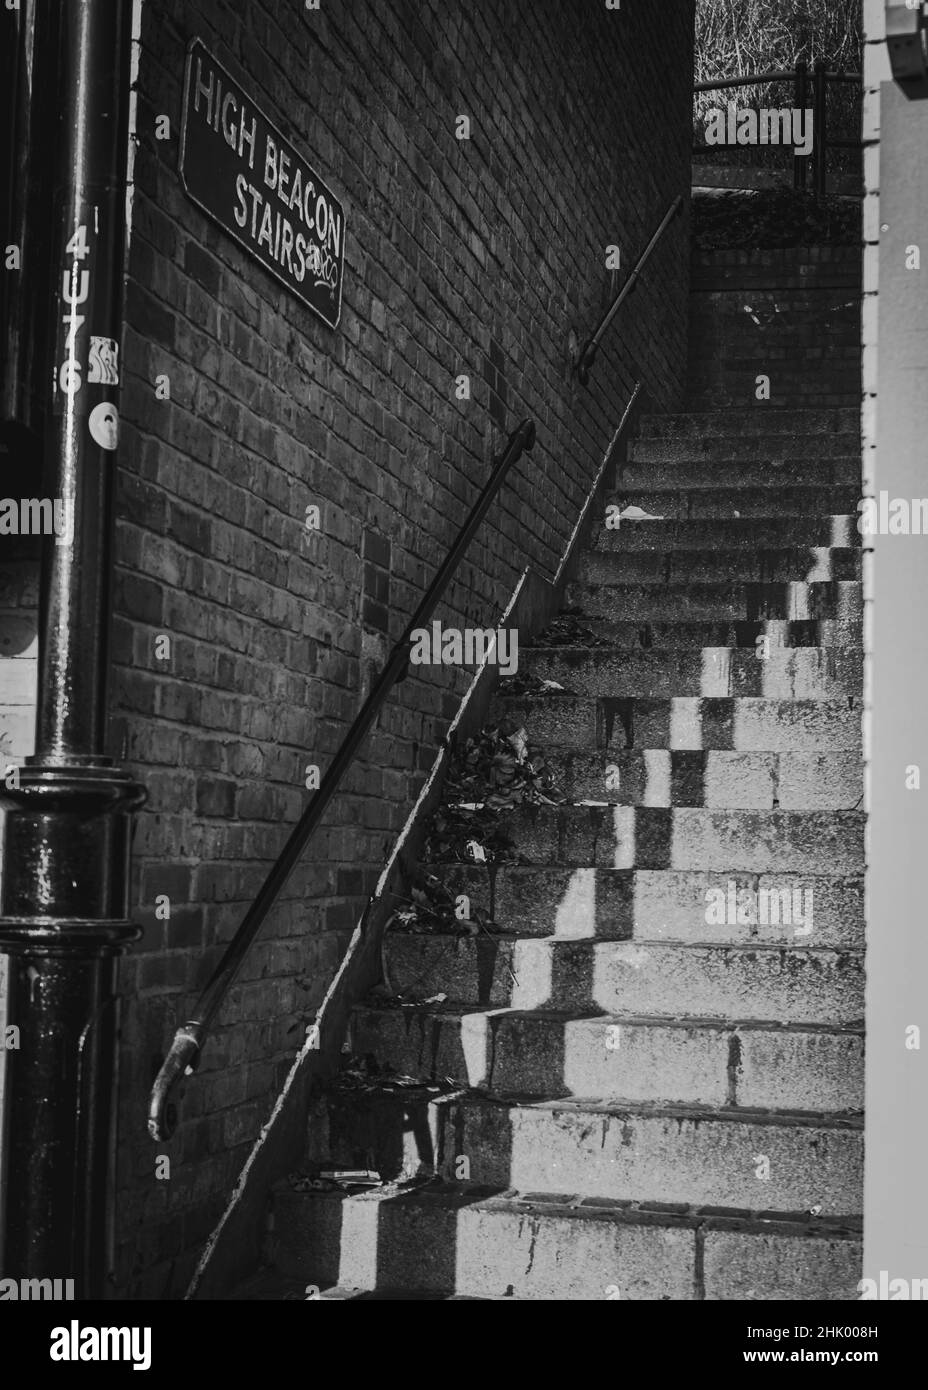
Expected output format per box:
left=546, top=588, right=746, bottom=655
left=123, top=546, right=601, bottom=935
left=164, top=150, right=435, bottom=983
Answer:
left=687, top=246, right=863, bottom=408
left=7, top=0, right=695, bottom=1297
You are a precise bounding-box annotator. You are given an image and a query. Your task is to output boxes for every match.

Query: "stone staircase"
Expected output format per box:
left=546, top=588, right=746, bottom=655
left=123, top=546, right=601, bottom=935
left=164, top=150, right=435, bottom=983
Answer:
left=245, top=246, right=864, bottom=1302
left=257, top=411, right=864, bottom=1301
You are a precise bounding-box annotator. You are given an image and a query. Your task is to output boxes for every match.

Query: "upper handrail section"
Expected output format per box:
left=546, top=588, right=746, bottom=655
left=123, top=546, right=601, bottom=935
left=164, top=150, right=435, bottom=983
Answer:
left=576, top=196, right=684, bottom=386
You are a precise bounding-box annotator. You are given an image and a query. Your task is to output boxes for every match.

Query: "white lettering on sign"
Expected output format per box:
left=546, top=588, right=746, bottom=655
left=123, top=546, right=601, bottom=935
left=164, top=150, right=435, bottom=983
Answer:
left=180, top=40, right=346, bottom=327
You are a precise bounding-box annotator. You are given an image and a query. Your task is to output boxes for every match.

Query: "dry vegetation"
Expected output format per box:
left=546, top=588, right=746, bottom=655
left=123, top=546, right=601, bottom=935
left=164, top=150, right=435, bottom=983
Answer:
left=696, top=0, right=862, bottom=91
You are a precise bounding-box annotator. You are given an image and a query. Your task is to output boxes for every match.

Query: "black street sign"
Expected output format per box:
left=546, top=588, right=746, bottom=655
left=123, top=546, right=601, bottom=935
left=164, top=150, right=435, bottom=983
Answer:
left=178, top=39, right=345, bottom=329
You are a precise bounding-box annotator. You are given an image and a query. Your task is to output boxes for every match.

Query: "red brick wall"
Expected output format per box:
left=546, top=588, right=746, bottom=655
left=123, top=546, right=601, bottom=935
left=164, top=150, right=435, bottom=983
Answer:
left=106, top=0, right=694, bottom=1296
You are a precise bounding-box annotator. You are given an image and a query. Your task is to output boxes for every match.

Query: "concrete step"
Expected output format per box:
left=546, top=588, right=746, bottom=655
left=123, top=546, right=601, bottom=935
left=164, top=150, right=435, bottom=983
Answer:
left=383, top=934, right=865, bottom=1023
left=530, top=749, right=863, bottom=810
left=616, top=457, right=859, bottom=491
left=520, top=648, right=862, bottom=700
left=605, top=486, right=861, bottom=519
left=580, top=548, right=861, bottom=584
left=478, top=804, right=865, bottom=872
left=271, top=1182, right=863, bottom=1299
left=228, top=1270, right=522, bottom=1298
left=431, top=865, right=864, bottom=946
left=685, top=385, right=861, bottom=413
left=629, top=435, right=859, bottom=465
left=597, top=516, right=859, bottom=552
left=492, top=693, right=862, bottom=752
left=565, top=578, right=861, bottom=622
left=350, top=1005, right=865, bottom=1111
left=310, top=1287, right=518, bottom=1300
left=317, top=1089, right=864, bottom=1215
left=540, top=618, right=859, bottom=650
left=637, top=408, right=860, bottom=441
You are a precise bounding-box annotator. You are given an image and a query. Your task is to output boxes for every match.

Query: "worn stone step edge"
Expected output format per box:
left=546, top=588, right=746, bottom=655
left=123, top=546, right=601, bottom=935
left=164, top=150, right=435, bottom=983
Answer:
left=638, top=409, right=860, bottom=435
left=422, top=805, right=866, bottom=872
left=350, top=1004, right=866, bottom=1109
left=418, top=865, right=864, bottom=945
left=597, top=522, right=861, bottom=551
left=318, top=1089, right=863, bottom=1214
left=382, top=934, right=866, bottom=1024
left=527, top=619, right=860, bottom=649
left=326, top=1080, right=864, bottom=1130
left=273, top=1181, right=865, bottom=1233
left=604, top=489, right=861, bottom=517
left=580, top=554, right=863, bottom=582
left=270, top=1185, right=863, bottom=1297
left=502, top=748, right=863, bottom=811
left=491, top=694, right=863, bottom=752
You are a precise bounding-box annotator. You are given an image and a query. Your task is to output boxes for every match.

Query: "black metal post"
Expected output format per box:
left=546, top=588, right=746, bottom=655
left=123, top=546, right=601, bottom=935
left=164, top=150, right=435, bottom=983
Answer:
left=794, top=61, right=809, bottom=192
left=0, top=0, right=144, bottom=1299
left=813, top=60, right=828, bottom=198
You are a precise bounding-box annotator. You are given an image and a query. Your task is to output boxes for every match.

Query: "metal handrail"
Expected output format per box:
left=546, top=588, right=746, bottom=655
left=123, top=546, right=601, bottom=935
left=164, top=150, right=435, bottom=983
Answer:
left=694, top=68, right=861, bottom=92
left=576, top=195, right=684, bottom=387
left=149, top=183, right=679, bottom=1141
left=148, top=417, right=536, bottom=1140
left=693, top=62, right=862, bottom=199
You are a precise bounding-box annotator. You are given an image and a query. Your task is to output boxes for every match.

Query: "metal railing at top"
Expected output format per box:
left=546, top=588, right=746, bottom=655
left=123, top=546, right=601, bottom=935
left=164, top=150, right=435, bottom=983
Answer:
left=147, top=195, right=683, bottom=1143
left=694, top=61, right=862, bottom=199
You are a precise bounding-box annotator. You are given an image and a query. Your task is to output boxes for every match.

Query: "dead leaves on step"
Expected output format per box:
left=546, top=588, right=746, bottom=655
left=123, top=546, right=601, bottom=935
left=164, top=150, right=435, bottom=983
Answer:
left=531, top=607, right=611, bottom=650
left=500, top=609, right=608, bottom=696
left=335, top=1051, right=459, bottom=1094
left=499, top=670, right=570, bottom=697
left=386, top=722, right=566, bottom=935
left=443, top=722, right=564, bottom=812
left=424, top=725, right=564, bottom=865
left=387, top=868, right=501, bottom=936
left=424, top=806, right=519, bottom=868
left=288, top=1168, right=382, bottom=1193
